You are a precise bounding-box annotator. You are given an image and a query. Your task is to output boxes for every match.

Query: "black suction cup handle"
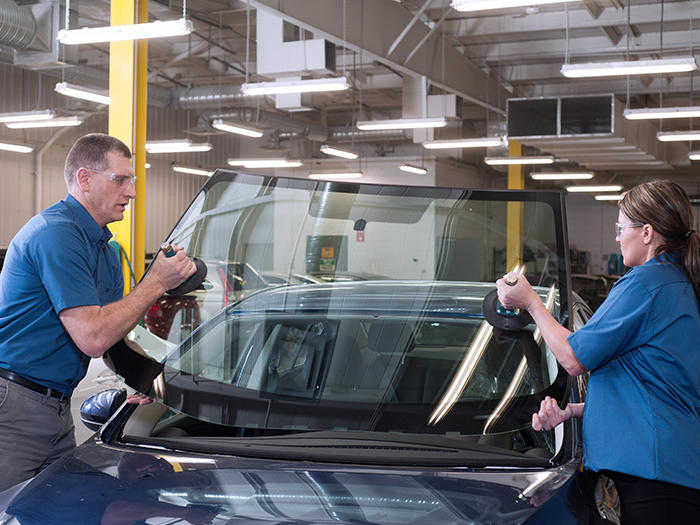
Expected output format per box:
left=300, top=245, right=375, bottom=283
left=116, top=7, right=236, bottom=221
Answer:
left=482, top=289, right=533, bottom=332
left=166, top=257, right=208, bottom=296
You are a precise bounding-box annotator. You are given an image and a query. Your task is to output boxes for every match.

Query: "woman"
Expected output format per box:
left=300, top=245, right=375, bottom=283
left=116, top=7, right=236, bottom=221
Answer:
left=497, top=180, right=700, bottom=524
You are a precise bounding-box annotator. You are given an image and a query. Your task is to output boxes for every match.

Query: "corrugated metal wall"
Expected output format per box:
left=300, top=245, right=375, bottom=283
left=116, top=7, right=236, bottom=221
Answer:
left=0, top=63, right=228, bottom=254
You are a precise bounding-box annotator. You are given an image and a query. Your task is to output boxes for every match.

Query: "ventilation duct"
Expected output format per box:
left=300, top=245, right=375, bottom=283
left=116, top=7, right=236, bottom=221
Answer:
left=175, top=86, right=248, bottom=110
left=329, top=128, right=410, bottom=143
left=0, top=0, right=36, bottom=49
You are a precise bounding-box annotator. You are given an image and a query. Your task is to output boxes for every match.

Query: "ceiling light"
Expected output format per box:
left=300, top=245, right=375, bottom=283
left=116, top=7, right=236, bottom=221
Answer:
left=0, top=110, right=55, bottom=123
left=484, top=155, right=555, bottom=165
left=308, top=172, right=363, bottom=180
left=0, top=141, right=33, bottom=153
left=423, top=137, right=504, bottom=149
left=241, top=77, right=349, bottom=96
left=452, top=0, right=577, bottom=12
left=624, top=106, right=700, bottom=120
left=6, top=116, right=83, bottom=128
left=656, top=131, right=700, bottom=142
left=566, top=185, right=623, bottom=192
left=399, top=164, right=428, bottom=175
left=561, top=57, right=698, bottom=78
left=690, top=151, right=700, bottom=161
left=356, top=118, right=447, bottom=130
left=57, top=17, right=193, bottom=45
left=595, top=194, right=623, bottom=201
left=55, top=81, right=110, bottom=105
left=172, top=166, right=213, bottom=176
left=227, top=158, right=302, bottom=168
left=146, top=140, right=212, bottom=153
left=211, top=119, right=263, bottom=138
left=144, top=163, right=151, bottom=169
left=320, top=144, right=358, bottom=159
left=530, top=172, right=594, bottom=180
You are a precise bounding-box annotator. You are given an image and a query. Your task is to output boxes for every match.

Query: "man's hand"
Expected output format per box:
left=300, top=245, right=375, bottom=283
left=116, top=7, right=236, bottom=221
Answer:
left=532, top=396, right=574, bottom=431
left=126, top=392, right=153, bottom=405
left=148, top=246, right=197, bottom=293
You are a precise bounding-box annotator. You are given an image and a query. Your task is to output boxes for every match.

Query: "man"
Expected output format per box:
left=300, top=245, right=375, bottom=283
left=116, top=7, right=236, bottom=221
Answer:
left=0, top=133, right=195, bottom=491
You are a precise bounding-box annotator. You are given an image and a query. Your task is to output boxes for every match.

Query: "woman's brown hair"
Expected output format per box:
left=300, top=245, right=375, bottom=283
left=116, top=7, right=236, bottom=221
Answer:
left=619, top=180, right=700, bottom=300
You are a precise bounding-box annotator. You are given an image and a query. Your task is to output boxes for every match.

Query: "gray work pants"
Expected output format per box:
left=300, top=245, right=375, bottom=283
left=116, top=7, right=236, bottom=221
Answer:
left=0, top=377, right=75, bottom=492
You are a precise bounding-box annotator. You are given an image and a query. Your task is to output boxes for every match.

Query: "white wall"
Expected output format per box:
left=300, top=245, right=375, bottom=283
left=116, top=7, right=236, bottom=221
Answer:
left=565, top=193, right=620, bottom=275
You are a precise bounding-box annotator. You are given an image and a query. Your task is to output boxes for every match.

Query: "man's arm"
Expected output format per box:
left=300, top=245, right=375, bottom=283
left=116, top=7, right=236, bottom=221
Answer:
left=59, top=248, right=195, bottom=357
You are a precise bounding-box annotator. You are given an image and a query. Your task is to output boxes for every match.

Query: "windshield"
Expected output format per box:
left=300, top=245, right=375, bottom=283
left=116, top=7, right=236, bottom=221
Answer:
left=133, top=172, right=571, bottom=461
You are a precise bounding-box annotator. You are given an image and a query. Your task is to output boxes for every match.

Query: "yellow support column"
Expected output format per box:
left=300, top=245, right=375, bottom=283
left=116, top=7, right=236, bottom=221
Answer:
left=108, top=0, right=148, bottom=292
left=133, top=0, right=148, bottom=282
left=506, top=139, right=524, bottom=271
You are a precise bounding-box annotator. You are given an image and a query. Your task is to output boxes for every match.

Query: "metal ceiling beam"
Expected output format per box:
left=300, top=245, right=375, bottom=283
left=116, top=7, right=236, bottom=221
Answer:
left=387, top=0, right=433, bottom=56
left=445, top=2, right=700, bottom=37
left=468, top=30, right=700, bottom=63
left=248, top=0, right=510, bottom=115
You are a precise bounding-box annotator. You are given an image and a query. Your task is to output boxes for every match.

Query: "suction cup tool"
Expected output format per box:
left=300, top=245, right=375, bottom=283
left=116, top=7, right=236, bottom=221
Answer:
left=482, top=289, right=533, bottom=332
left=166, top=257, right=207, bottom=296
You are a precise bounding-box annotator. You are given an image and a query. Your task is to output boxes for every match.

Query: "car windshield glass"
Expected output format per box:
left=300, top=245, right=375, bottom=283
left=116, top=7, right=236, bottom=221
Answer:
left=136, top=172, right=569, bottom=452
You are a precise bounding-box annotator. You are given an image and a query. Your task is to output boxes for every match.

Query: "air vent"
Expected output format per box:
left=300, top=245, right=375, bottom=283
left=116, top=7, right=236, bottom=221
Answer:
left=507, top=95, right=614, bottom=138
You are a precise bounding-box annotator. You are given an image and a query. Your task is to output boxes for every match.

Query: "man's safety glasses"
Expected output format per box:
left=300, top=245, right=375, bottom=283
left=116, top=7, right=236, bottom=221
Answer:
left=88, top=168, right=137, bottom=187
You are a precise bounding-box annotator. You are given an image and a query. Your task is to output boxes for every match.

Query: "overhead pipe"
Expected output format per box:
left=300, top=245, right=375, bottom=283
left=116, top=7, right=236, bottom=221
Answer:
left=0, top=0, right=36, bottom=49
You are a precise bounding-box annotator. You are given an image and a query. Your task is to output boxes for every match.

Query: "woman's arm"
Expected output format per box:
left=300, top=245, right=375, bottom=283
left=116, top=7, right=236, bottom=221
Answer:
left=497, top=273, right=587, bottom=376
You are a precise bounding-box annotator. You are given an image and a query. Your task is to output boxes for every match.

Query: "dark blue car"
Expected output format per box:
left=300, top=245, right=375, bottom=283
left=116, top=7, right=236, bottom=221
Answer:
left=0, top=173, right=602, bottom=524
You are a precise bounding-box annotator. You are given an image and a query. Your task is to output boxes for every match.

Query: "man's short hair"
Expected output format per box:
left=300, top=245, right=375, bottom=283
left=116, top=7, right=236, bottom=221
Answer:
left=64, top=133, right=131, bottom=186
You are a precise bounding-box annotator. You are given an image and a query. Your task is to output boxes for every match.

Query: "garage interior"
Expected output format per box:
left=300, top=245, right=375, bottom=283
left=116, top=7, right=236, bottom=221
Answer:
left=0, top=0, right=699, bottom=277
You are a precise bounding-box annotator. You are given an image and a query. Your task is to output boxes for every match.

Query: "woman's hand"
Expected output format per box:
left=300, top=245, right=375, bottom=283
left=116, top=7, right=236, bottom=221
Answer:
left=532, top=396, right=573, bottom=431
left=496, top=272, right=540, bottom=312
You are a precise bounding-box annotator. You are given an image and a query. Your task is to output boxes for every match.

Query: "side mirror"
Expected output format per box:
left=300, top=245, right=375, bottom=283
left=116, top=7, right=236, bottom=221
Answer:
left=79, top=388, right=127, bottom=431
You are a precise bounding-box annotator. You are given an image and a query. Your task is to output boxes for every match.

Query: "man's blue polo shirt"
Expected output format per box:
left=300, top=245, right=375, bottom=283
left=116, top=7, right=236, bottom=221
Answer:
left=568, top=254, right=700, bottom=490
left=0, top=194, right=123, bottom=395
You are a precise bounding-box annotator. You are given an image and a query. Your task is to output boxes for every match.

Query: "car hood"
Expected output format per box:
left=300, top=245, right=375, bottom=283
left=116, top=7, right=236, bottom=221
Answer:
left=0, top=437, right=578, bottom=525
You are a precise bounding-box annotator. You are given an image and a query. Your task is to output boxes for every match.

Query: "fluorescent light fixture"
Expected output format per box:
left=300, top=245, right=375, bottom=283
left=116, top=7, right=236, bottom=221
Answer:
left=172, top=165, right=213, bottom=176
left=690, top=151, right=700, bottom=161
left=6, top=116, right=83, bottom=128
left=241, top=77, right=349, bottom=96
left=595, top=194, right=623, bottom=201
left=227, top=158, right=302, bottom=168
left=484, top=155, right=554, bottom=165
left=530, top=172, right=594, bottom=180
left=656, top=131, right=700, bottom=142
left=55, top=81, right=110, bottom=105
left=211, top=119, right=263, bottom=138
left=566, top=185, right=623, bottom=192
left=423, top=137, right=504, bottom=149
left=308, top=172, right=363, bottom=180
left=0, top=141, right=33, bottom=153
left=399, top=164, right=428, bottom=175
left=561, top=57, right=698, bottom=78
left=320, top=144, right=358, bottom=159
left=0, top=110, right=55, bottom=123
left=356, top=117, right=447, bottom=130
left=452, top=0, right=577, bottom=12
left=57, top=17, right=193, bottom=45
left=146, top=139, right=212, bottom=153
left=624, top=106, right=700, bottom=120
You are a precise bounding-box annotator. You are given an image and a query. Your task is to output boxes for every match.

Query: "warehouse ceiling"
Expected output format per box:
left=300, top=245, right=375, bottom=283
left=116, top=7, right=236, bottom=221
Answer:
left=3, top=0, right=700, bottom=191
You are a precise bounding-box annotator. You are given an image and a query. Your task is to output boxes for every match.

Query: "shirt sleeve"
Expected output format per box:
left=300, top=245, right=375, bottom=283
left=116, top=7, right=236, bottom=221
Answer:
left=568, top=272, right=653, bottom=371
left=31, top=223, right=102, bottom=313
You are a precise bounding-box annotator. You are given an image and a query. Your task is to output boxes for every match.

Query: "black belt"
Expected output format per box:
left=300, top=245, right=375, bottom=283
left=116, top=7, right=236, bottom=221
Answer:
left=0, top=367, right=70, bottom=401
